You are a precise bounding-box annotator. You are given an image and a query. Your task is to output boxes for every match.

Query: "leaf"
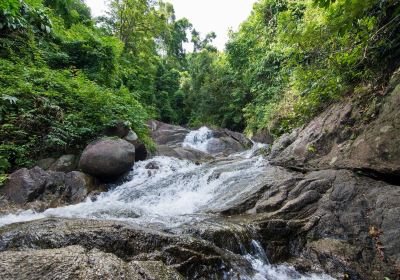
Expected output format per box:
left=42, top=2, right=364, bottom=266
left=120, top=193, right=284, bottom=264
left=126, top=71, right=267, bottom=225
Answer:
left=1, top=94, right=18, bottom=104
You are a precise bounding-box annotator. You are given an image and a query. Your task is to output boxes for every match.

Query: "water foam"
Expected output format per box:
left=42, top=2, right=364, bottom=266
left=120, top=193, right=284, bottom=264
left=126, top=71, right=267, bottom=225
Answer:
left=0, top=129, right=334, bottom=280
left=182, top=126, right=214, bottom=153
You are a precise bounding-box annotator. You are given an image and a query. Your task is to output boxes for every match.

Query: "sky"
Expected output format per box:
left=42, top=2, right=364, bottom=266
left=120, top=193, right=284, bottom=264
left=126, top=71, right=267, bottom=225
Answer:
left=84, top=0, right=257, bottom=51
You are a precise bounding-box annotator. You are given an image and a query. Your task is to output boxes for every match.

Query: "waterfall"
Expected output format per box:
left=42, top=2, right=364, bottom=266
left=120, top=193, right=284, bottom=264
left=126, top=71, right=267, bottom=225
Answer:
left=182, top=126, right=214, bottom=153
left=0, top=128, right=335, bottom=280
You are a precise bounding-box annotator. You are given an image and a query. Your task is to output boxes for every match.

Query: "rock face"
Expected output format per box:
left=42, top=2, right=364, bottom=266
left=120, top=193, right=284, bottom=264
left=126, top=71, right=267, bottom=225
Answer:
left=148, top=120, right=190, bottom=148
left=270, top=73, right=400, bottom=177
left=0, top=218, right=254, bottom=279
left=79, top=138, right=135, bottom=180
left=214, top=168, right=400, bottom=280
left=36, top=157, right=57, bottom=170
left=0, top=245, right=183, bottom=280
left=1, top=167, right=99, bottom=209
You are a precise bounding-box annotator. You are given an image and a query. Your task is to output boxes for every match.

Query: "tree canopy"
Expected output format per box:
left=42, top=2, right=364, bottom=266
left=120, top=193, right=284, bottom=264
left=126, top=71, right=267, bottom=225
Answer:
left=1, top=0, right=399, bottom=182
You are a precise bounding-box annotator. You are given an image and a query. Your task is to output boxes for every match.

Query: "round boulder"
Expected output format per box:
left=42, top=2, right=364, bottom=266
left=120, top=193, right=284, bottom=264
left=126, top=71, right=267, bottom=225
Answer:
left=79, top=138, right=135, bottom=180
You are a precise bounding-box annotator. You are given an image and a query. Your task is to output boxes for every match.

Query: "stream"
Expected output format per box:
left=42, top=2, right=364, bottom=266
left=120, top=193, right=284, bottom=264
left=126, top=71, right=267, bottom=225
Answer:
left=0, top=127, right=335, bottom=280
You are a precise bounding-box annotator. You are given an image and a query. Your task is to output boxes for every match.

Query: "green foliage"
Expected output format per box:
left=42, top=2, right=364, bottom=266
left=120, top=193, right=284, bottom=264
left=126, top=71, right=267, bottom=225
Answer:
left=2, top=0, right=399, bottom=175
left=0, top=59, right=150, bottom=171
left=0, top=0, right=172, bottom=174
left=176, top=0, right=400, bottom=137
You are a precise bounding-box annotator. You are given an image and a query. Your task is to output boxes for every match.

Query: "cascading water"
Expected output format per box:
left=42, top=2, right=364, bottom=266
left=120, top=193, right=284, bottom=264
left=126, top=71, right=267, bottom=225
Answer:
left=182, top=126, right=214, bottom=153
left=0, top=127, right=335, bottom=280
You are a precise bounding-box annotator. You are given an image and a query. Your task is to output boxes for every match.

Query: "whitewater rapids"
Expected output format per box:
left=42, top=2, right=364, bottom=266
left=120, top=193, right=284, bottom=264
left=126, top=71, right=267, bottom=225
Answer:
left=0, top=127, right=335, bottom=280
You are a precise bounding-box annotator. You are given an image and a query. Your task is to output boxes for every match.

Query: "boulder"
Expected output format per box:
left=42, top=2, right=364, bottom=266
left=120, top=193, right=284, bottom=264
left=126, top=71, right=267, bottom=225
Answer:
left=155, top=145, right=212, bottom=162
left=205, top=137, right=245, bottom=155
left=49, top=154, right=78, bottom=172
left=0, top=167, right=100, bottom=208
left=148, top=120, right=190, bottom=148
left=1, top=167, right=48, bottom=204
left=215, top=129, right=253, bottom=148
left=0, top=245, right=184, bottom=280
left=103, top=121, right=148, bottom=161
left=79, top=138, right=135, bottom=180
left=134, top=140, right=148, bottom=161
left=64, top=171, right=98, bottom=204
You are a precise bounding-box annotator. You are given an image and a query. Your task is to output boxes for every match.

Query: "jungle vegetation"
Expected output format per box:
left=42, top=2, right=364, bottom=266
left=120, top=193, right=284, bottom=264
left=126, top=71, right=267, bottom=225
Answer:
left=1, top=0, right=399, bottom=182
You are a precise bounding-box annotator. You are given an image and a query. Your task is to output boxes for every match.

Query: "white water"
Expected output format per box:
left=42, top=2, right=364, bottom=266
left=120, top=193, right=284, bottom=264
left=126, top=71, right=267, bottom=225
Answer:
left=246, top=241, right=334, bottom=280
left=182, top=126, right=214, bottom=153
left=0, top=127, right=334, bottom=280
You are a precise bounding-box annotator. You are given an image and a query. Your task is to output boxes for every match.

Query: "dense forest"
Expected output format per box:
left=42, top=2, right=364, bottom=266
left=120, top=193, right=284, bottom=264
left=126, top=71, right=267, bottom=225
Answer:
left=1, top=0, right=399, bottom=183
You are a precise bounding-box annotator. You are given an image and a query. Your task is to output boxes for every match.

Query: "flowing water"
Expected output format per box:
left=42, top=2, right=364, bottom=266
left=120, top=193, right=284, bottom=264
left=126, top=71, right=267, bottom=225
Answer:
left=0, top=127, right=335, bottom=280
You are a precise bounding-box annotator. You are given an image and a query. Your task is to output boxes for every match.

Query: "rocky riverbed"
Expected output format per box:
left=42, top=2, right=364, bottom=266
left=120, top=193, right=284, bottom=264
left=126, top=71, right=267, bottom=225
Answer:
left=0, top=73, right=399, bottom=280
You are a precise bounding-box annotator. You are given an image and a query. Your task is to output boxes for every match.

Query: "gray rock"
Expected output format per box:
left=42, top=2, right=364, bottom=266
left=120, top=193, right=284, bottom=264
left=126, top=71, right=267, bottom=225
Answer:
left=148, top=120, right=190, bottom=148
left=79, top=138, right=135, bottom=180
left=36, top=158, right=57, bottom=170
left=1, top=167, right=48, bottom=204
left=124, top=130, right=138, bottom=142
left=0, top=167, right=100, bottom=209
left=215, top=129, right=253, bottom=148
left=0, top=245, right=183, bottom=280
left=64, top=171, right=97, bottom=204
left=0, top=218, right=253, bottom=279
left=206, top=137, right=245, bottom=155
left=240, top=169, right=400, bottom=280
left=49, top=154, right=78, bottom=173
left=270, top=72, right=400, bottom=176
left=155, top=145, right=212, bottom=162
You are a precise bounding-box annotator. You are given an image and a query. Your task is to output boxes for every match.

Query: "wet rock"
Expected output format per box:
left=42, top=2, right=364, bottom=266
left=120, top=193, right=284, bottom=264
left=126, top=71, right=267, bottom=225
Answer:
left=206, top=137, right=245, bottom=155
left=133, top=140, right=148, bottom=161
left=148, top=120, right=190, bottom=148
left=245, top=169, right=400, bottom=280
left=145, top=161, right=160, bottom=170
left=0, top=218, right=254, bottom=279
left=79, top=138, right=135, bottom=180
left=49, top=154, right=78, bottom=173
left=0, top=167, right=100, bottom=209
left=270, top=73, right=400, bottom=177
left=0, top=245, right=183, bottom=280
left=1, top=167, right=48, bottom=204
left=64, top=171, right=98, bottom=204
left=155, top=145, right=212, bottom=162
left=214, top=129, right=253, bottom=148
